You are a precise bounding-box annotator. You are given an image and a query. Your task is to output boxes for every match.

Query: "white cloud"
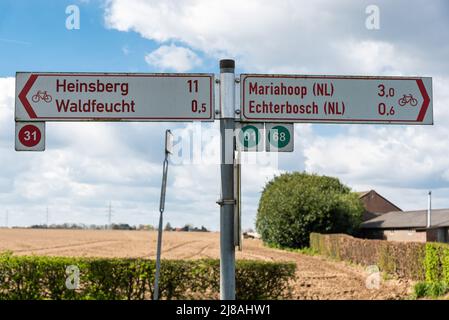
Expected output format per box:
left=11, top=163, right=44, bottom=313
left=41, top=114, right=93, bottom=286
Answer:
left=0, top=77, right=15, bottom=140
left=333, top=40, right=421, bottom=75
left=104, top=0, right=449, bottom=75
left=145, top=44, right=202, bottom=72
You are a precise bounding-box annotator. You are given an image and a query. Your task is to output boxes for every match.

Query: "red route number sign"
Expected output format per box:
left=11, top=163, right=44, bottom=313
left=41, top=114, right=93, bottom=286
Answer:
left=18, top=124, right=42, bottom=147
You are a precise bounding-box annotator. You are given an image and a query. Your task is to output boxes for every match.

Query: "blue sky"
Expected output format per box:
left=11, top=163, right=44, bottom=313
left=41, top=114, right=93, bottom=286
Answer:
left=0, top=0, right=158, bottom=74
left=0, top=0, right=226, bottom=75
left=1, top=0, right=449, bottom=230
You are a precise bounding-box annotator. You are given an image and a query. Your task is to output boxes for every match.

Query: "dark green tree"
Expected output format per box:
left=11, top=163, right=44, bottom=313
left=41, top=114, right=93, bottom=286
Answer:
left=256, top=172, right=363, bottom=248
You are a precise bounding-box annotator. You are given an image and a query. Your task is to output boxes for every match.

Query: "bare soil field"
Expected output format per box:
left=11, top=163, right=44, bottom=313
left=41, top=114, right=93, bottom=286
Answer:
left=0, top=229, right=412, bottom=299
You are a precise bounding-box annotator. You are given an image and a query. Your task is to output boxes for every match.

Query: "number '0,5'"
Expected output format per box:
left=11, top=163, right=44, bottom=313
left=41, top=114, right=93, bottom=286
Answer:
left=191, top=100, right=207, bottom=113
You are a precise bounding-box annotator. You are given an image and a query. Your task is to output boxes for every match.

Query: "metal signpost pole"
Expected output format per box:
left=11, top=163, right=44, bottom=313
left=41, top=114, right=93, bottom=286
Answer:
left=219, top=59, right=236, bottom=300
left=153, top=130, right=172, bottom=300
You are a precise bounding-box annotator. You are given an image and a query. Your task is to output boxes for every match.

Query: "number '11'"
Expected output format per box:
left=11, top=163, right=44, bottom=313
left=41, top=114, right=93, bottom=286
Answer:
left=188, top=80, right=198, bottom=93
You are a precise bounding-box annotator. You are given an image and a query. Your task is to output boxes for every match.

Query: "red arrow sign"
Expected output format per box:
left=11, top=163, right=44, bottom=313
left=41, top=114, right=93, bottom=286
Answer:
left=18, top=74, right=38, bottom=119
left=416, top=79, right=430, bottom=122
left=15, top=72, right=215, bottom=122
left=240, top=74, right=433, bottom=124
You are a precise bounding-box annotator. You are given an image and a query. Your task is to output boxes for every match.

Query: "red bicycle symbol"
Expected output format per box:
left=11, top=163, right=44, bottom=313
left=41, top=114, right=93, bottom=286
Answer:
left=32, top=90, right=52, bottom=103
left=398, top=94, right=417, bottom=107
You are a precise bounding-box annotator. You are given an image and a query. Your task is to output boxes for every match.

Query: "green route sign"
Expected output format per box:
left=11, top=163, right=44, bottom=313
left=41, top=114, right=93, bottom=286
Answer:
left=265, top=123, right=294, bottom=152
left=236, top=122, right=264, bottom=152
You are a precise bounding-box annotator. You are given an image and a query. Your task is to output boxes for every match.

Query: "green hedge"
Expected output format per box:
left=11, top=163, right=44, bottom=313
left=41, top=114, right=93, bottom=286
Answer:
left=424, top=243, right=449, bottom=284
left=0, top=254, right=296, bottom=300
left=413, top=242, right=449, bottom=298
left=311, top=233, right=449, bottom=288
left=310, top=233, right=428, bottom=280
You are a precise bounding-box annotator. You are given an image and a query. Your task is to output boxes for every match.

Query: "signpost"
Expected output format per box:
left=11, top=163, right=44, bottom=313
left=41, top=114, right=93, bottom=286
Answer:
left=153, top=129, right=173, bottom=301
left=15, top=73, right=214, bottom=122
left=14, top=61, right=434, bottom=301
left=218, top=60, right=236, bottom=300
left=241, top=74, right=432, bottom=124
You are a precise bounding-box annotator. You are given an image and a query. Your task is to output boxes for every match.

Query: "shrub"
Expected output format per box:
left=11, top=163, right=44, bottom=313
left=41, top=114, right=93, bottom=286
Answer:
left=0, top=254, right=296, bottom=300
left=428, top=282, right=448, bottom=297
left=442, top=247, right=449, bottom=284
left=425, top=243, right=441, bottom=283
left=311, top=233, right=449, bottom=298
left=236, top=260, right=296, bottom=300
left=413, top=281, right=449, bottom=299
left=378, top=244, right=396, bottom=275
left=256, top=172, right=363, bottom=248
left=413, top=282, right=429, bottom=298
left=310, top=233, right=426, bottom=280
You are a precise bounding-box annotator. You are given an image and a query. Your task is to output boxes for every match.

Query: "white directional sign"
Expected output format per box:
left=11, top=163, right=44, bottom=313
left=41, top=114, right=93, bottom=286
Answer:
left=15, top=73, right=214, bottom=122
left=240, top=74, right=433, bottom=124
left=15, top=121, right=45, bottom=151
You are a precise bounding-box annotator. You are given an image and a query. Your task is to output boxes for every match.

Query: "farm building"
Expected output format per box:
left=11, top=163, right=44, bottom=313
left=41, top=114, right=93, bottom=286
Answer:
left=360, top=209, right=449, bottom=243
left=357, top=190, right=402, bottom=222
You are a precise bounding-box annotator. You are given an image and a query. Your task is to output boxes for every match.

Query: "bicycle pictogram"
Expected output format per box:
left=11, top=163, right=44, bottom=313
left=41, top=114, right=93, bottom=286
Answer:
left=32, top=90, right=52, bottom=103
left=398, top=94, right=417, bottom=107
